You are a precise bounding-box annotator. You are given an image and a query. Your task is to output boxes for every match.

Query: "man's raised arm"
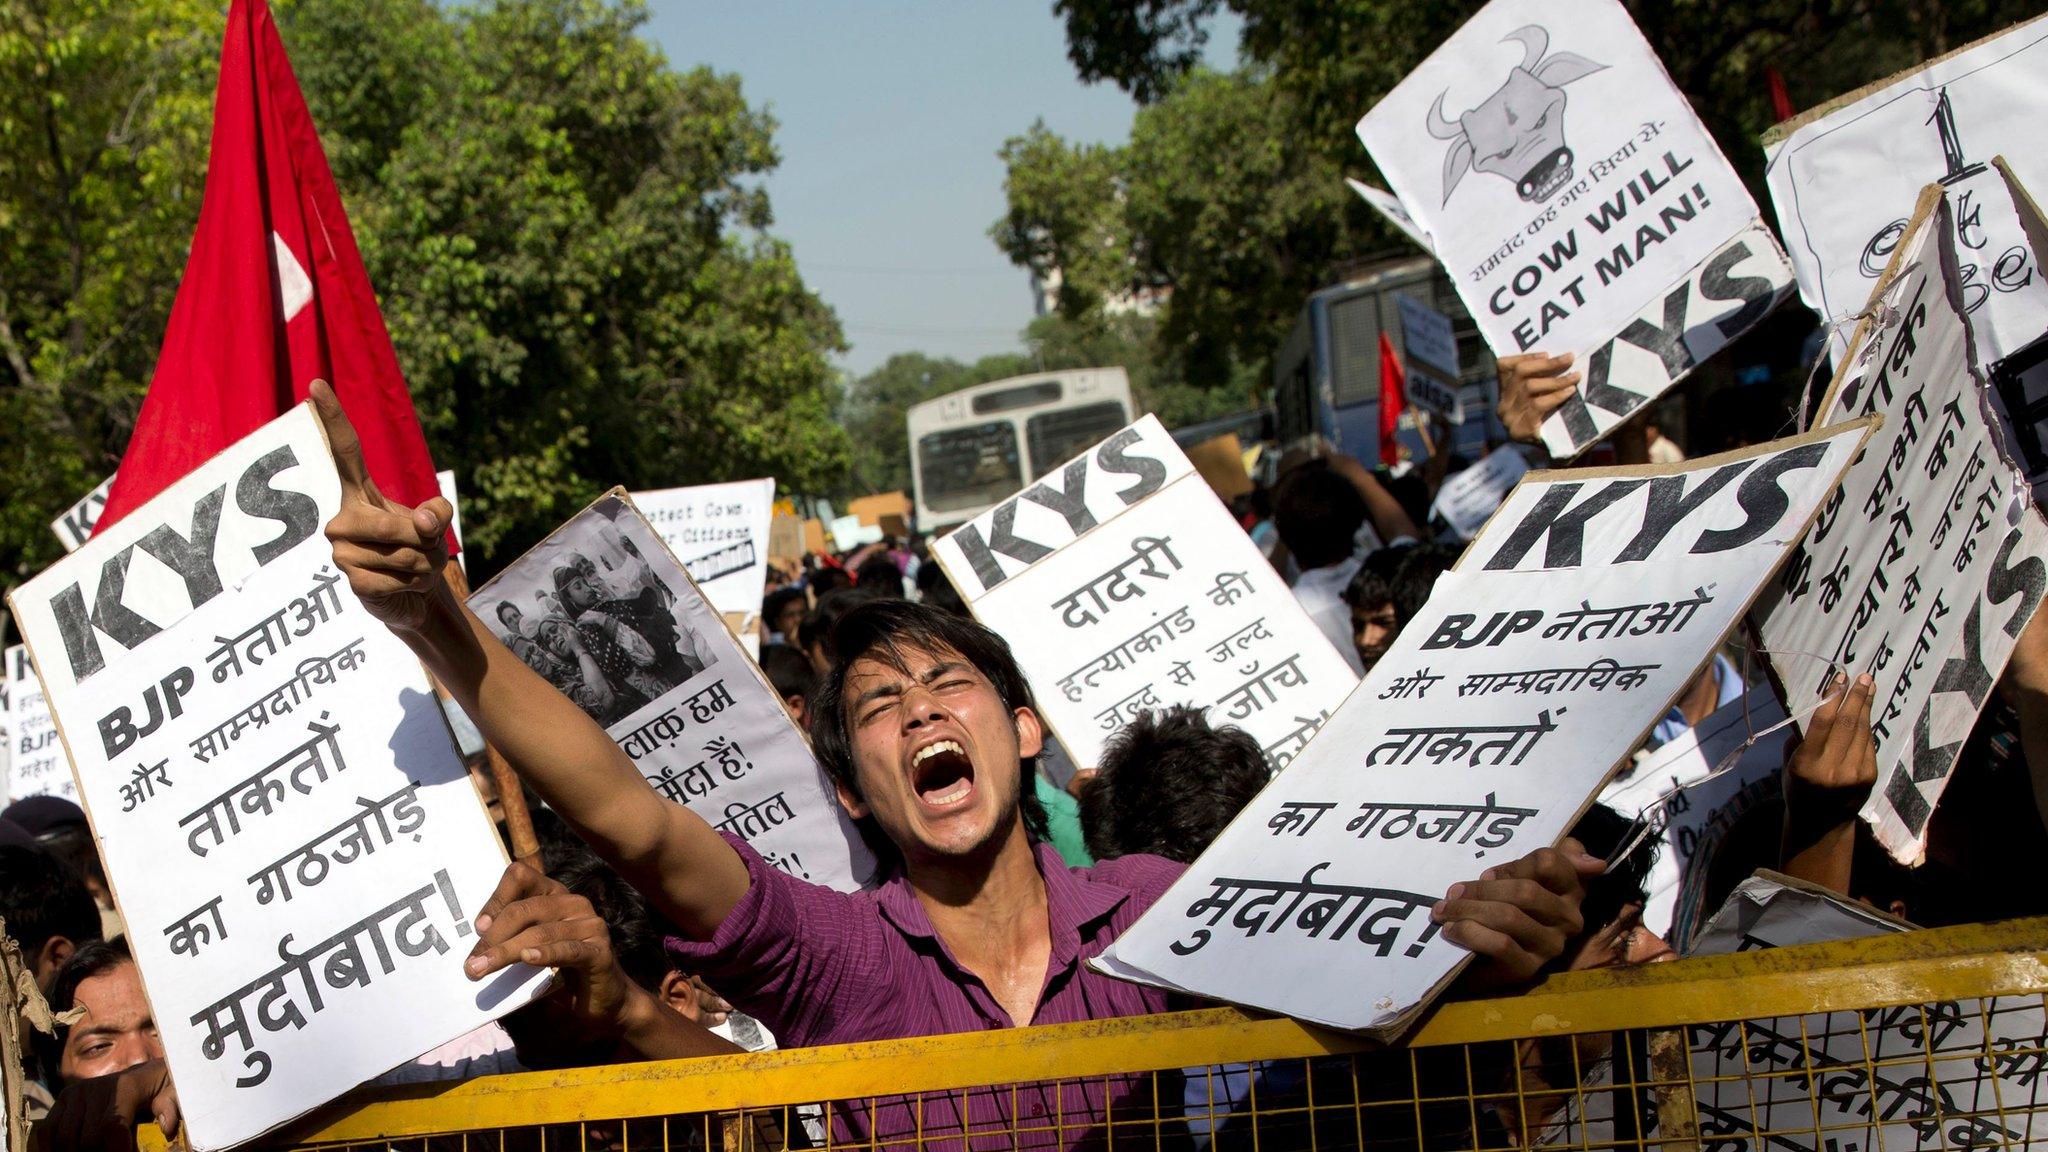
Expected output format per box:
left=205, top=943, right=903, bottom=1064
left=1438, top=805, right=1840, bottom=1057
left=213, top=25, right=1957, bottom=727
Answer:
left=310, top=382, right=748, bottom=936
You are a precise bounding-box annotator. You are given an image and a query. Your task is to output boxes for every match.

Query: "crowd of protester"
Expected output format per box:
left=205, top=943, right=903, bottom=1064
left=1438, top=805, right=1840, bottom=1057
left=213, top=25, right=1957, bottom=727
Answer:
left=13, top=362, right=2048, bottom=1152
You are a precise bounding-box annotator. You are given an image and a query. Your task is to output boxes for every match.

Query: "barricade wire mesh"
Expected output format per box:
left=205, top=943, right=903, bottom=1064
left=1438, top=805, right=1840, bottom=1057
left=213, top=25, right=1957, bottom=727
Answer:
left=148, top=918, right=2048, bottom=1152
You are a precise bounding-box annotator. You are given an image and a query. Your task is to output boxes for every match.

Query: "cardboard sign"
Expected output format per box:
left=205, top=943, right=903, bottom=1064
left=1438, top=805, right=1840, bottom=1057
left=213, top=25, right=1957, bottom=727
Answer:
left=4, top=646, right=70, bottom=803
left=50, top=472, right=116, bottom=553
left=848, top=491, right=912, bottom=528
left=767, top=512, right=805, bottom=566
left=632, top=478, right=775, bottom=636
left=1347, top=177, right=1437, bottom=256
left=1397, top=292, right=1461, bottom=382
left=6, top=405, right=548, bottom=1150
left=1356, top=0, right=1794, bottom=460
left=1185, top=433, right=1256, bottom=502
left=1753, top=189, right=2048, bottom=863
left=1430, top=448, right=1530, bottom=540
left=471, top=492, right=874, bottom=891
left=1597, top=684, right=1791, bottom=947
left=931, top=416, right=1358, bottom=772
left=1095, top=420, right=1874, bottom=1036
left=1764, top=15, right=2048, bottom=366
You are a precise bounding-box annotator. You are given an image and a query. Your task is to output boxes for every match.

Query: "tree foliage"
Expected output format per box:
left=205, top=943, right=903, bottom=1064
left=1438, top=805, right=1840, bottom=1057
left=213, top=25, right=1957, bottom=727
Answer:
left=1016, top=0, right=2046, bottom=405
left=0, top=0, right=851, bottom=584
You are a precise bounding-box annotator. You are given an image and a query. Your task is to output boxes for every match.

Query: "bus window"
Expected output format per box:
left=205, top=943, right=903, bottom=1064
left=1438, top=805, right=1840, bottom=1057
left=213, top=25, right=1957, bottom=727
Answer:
left=917, top=423, right=1024, bottom=513
left=1025, top=402, right=1129, bottom=478
left=973, top=381, right=1064, bottom=415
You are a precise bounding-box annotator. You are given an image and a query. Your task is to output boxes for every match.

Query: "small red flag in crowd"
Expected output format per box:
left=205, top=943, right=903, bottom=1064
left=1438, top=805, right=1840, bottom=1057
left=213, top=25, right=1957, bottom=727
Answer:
left=96, top=0, right=448, bottom=545
left=1377, top=332, right=1407, bottom=468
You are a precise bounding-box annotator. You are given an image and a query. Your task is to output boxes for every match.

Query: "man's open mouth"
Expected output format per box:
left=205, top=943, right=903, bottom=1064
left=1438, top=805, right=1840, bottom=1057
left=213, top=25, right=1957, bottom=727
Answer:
left=912, top=739, right=976, bottom=809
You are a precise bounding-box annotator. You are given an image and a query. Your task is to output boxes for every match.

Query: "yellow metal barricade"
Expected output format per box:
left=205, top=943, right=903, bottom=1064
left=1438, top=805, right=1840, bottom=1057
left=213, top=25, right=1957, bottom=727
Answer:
left=148, top=918, right=2048, bottom=1151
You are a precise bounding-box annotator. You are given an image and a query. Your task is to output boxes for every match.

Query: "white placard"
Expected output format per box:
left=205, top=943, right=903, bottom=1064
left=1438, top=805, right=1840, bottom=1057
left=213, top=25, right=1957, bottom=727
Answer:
left=1356, top=0, right=1794, bottom=460
left=931, top=416, right=1358, bottom=772
left=632, top=478, right=775, bottom=629
left=1597, top=684, right=1790, bottom=947
left=50, top=472, right=116, bottom=553
left=6, top=405, right=549, bottom=1150
left=1753, top=193, right=2048, bottom=864
left=1430, top=448, right=1531, bottom=539
left=1681, top=875, right=2048, bottom=1152
left=1764, top=16, right=2048, bottom=366
left=1397, top=293, right=1461, bottom=383
left=829, top=513, right=883, bottom=553
left=1348, top=177, right=1438, bottom=256
left=471, top=493, right=874, bottom=891
left=1096, top=421, right=1873, bottom=1036
left=4, top=647, right=71, bottom=803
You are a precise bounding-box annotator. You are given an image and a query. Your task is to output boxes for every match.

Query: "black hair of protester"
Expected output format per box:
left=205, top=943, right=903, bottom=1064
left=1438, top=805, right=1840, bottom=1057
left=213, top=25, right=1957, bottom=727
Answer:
left=1272, top=461, right=1368, bottom=570
left=759, top=642, right=816, bottom=704
left=854, top=555, right=906, bottom=596
left=807, top=599, right=1049, bottom=868
left=1082, top=705, right=1270, bottom=864
left=0, top=844, right=102, bottom=964
left=551, top=846, right=675, bottom=990
left=41, top=937, right=133, bottom=1087
left=798, top=586, right=886, bottom=653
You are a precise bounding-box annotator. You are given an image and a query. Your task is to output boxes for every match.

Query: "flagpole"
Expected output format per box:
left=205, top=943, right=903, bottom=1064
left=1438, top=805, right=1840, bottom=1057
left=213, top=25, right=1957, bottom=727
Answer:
left=441, top=558, right=542, bottom=864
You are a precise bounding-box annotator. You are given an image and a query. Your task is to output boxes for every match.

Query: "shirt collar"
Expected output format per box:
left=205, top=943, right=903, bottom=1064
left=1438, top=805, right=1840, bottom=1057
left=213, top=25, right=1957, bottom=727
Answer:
left=874, top=842, right=1132, bottom=968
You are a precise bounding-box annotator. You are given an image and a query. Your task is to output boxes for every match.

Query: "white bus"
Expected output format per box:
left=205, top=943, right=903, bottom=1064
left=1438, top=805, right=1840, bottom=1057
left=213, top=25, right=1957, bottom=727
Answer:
left=907, top=368, right=1136, bottom=531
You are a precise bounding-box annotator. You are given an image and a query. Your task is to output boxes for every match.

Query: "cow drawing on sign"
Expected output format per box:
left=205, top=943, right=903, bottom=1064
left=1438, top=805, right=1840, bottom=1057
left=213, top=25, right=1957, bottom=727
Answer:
left=1426, top=26, right=1607, bottom=205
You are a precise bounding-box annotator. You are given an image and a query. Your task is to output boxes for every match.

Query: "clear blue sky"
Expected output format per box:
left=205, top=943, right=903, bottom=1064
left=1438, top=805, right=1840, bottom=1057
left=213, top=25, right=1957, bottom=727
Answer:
left=645, top=3, right=1237, bottom=378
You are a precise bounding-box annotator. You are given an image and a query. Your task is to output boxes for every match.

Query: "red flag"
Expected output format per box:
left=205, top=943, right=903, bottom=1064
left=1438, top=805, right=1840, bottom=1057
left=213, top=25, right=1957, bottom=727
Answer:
left=1377, top=333, right=1406, bottom=468
left=1765, top=66, right=1795, bottom=124
left=95, top=0, right=448, bottom=545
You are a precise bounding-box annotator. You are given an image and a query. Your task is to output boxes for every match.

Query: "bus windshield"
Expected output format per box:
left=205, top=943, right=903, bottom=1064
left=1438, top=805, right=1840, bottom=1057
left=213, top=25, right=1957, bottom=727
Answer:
left=916, top=422, right=1024, bottom=513
left=1025, top=402, right=1129, bottom=478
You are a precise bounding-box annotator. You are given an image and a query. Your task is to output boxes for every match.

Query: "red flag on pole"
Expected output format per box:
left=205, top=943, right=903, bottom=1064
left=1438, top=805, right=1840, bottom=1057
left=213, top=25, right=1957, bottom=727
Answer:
left=1377, top=333, right=1406, bottom=468
left=95, top=0, right=448, bottom=545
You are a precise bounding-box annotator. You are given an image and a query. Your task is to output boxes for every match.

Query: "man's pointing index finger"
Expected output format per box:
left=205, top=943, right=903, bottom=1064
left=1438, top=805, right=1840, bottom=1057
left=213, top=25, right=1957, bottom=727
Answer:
left=310, top=380, right=376, bottom=502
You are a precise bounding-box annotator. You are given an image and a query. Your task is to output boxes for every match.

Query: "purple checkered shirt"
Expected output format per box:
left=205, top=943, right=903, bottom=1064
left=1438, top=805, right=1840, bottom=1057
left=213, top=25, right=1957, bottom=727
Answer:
left=667, top=833, right=1189, bottom=1150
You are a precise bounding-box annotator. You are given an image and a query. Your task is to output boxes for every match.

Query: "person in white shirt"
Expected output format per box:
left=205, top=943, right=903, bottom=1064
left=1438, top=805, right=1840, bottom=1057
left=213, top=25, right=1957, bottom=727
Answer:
left=1644, top=417, right=1686, bottom=465
left=1271, top=453, right=1421, bottom=676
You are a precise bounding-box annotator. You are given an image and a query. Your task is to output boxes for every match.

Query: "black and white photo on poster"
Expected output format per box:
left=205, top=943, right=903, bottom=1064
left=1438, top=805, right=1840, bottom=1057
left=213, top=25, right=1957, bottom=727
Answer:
left=472, top=491, right=875, bottom=891
left=1096, top=419, right=1875, bottom=1037
left=1355, top=0, right=1795, bottom=460
left=1752, top=187, right=2048, bottom=864
left=6, top=404, right=550, bottom=1151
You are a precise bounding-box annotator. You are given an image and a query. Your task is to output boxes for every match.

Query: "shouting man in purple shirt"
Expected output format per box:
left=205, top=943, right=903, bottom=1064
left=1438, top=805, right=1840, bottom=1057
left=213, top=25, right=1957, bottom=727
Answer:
left=321, top=385, right=1597, bottom=1146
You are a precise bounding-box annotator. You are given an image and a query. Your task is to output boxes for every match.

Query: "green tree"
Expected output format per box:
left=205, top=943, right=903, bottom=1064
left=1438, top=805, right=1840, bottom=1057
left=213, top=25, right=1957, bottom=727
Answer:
left=0, top=0, right=852, bottom=585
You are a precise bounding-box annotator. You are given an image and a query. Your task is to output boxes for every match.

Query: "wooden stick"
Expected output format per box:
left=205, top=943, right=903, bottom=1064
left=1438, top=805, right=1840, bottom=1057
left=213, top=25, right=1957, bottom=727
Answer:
left=440, top=557, right=541, bottom=864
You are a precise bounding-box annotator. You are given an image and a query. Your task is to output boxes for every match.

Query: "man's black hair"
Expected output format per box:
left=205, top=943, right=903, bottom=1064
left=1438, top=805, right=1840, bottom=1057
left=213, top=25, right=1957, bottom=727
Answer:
left=1388, top=543, right=1459, bottom=624
left=763, top=587, right=808, bottom=630
left=1566, top=803, right=1656, bottom=945
left=759, top=642, right=815, bottom=703
left=797, top=586, right=885, bottom=653
left=809, top=566, right=853, bottom=597
left=1272, top=461, right=1367, bottom=570
left=1340, top=542, right=1416, bottom=613
left=1080, top=706, right=1269, bottom=863
left=854, top=555, right=905, bottom=597
left=0, top=844, right=101, bottom=963
left=41, top=937, right=135, bottom=1085
left=495, top=600, right=521, bottom=622
left=808, top=599, right=1048, bottom=869
left=550, top=847, right=674, bottom=990
left=915, top=562, right=967, bottom=617
left=30, top=822, right=107, bottom=895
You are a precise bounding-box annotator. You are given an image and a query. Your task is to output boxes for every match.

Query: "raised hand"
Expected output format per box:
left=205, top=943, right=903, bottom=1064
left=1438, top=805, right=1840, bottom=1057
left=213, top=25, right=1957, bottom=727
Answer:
left=468, top=860, right=636, bottom=1033
left=1438, top=837, right=1602, bottom=990
left=312, top=380, right=456, bottom=632
left=1497, top=352, right=1580, bottom=445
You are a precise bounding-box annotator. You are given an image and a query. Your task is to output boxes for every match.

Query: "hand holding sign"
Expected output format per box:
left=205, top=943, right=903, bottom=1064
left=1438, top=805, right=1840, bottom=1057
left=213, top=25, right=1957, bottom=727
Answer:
left=1496, top=352, right=1578, bottom=445
left=1438, top=838, right=1603, bottom=990
left=312, top=380, right=456, bottom=633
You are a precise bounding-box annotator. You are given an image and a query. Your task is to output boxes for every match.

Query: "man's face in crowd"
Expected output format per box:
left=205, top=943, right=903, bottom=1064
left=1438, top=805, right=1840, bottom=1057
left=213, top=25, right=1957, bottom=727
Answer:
left=1567, top=902, right=1673, bottom=970
left=773, top=599, right=806, bottom=640
left=838, top=644, right=1039, bottom=865
left=498, top=604, right=524, bottom=634
left=563, top=572, right=603, bottom=612
left=1352, top=600, right=1401, bottom=671
left=60, top=960, right=162, bottom=1082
